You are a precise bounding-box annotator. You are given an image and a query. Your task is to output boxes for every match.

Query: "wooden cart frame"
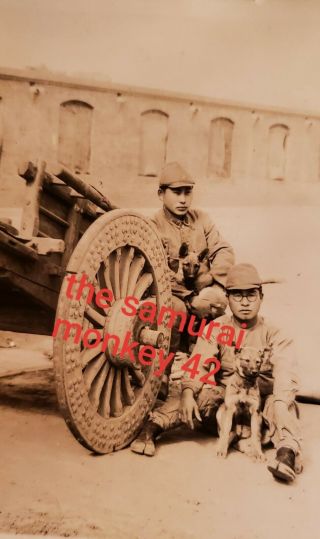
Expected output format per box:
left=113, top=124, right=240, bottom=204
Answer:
left=0, top=162, right=172, bottom=453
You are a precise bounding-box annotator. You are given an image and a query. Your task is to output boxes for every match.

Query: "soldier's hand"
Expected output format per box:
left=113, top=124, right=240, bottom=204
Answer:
left=180, top=389, right=202, bottom=430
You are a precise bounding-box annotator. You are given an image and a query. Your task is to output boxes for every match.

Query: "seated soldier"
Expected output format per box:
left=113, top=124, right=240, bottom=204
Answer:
left=131, top=263, right=303, bottom=483
left=152, top=161, right=234, bottom=396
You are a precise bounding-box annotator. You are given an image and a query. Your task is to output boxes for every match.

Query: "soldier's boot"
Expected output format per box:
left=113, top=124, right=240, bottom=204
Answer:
left=130, top=421, right=163, bottom=457
left=267, top=447, right=297, bottom=482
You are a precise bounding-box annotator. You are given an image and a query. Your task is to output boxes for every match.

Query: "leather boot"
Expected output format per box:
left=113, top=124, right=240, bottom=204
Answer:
left=267, top=447, right=296, bottom=482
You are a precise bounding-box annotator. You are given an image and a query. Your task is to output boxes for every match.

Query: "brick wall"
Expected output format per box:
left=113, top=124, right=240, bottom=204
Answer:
left=0, top=68, right=319, bottom=218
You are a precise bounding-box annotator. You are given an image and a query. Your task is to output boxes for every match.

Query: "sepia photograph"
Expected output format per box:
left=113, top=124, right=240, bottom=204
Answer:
left=0, top=1, right=319, bottom=538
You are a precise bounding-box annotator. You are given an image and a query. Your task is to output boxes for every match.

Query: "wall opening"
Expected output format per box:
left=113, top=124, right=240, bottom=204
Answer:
left=139, top=110, right=169, bottom=176
left=267, top=124, right=289, bottom=181
left=58, top=100, right=93, bottom=174
left=207, top=117, right=234, bottom=178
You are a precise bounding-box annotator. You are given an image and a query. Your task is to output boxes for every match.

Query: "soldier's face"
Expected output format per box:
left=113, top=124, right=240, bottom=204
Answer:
left=228, top=288, right=263, bottom=322
left=159, top=187, right=193, bottom=217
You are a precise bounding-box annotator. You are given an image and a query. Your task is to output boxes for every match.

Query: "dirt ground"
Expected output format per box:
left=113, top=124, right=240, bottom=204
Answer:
left=0, top=205, right=319, bottom=539
left=0, top=355, right=318, bottom=539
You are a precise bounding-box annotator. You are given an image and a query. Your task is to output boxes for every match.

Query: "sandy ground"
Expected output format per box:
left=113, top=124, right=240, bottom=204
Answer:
left=0, top=205, right=319, bottom=538
left=0, top=358, right=319, bottom=539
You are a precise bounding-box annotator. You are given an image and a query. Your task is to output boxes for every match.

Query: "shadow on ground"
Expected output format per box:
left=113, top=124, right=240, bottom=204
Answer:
left=0, top=368, right=59, bottom=415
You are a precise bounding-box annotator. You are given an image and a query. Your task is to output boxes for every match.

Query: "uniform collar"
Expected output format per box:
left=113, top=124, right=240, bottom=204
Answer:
left=231, top=315, right=262, bottom=330
left=162, top=206, right=191, bottom=227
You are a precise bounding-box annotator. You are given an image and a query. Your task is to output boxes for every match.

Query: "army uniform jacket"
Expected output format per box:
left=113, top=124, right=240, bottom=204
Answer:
left=182, top=314, right=299, bottom=405
left=152, top=208, right=235, bottom=299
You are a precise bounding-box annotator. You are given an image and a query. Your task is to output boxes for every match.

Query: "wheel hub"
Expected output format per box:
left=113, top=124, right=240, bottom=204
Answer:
left=104, top=299, right=164, bottom=368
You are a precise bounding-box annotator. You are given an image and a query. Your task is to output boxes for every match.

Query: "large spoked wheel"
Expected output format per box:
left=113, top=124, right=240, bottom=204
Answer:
left=53, top=210, right=172, bottom=453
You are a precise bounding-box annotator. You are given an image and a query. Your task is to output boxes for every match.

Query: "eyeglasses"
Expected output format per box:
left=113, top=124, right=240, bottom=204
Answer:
left=228, top=290, right=260, bottom=303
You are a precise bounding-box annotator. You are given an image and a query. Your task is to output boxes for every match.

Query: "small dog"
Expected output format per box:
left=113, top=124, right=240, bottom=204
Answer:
left=216, top=346, right=264, bottom=461
left=169, top=242, right=210, bottom=292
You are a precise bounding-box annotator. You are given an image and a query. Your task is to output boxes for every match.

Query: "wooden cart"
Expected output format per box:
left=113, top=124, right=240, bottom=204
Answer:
left=0, top=161, right=172, bottom=453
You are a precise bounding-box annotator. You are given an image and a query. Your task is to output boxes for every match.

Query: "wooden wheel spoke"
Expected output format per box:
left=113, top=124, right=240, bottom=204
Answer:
left=129, top=365, right=146, bottom=387
left=133, top=272, right=153, bottom=300
left=83, top=353, right=106, bottom=389
left=84, top=305, right=106, bottom=327
left=99, top=366, right=115, bottom=418
left=109, top=248, right=121, bottom=300
left=81, top=343, right=103, bottom=368
left=98, top=262, right=114, bottom=304
left=97, top=265, right=107, bottom=290
left=91, top=274, right=113, bottom=317
left=126, top=254, right=145, bottom=296
left=82, top=317, right=91, bottom=335
left=90, top=277, right=109, bottom=318
left=121, top=368, right=135, bottom=405
left=119, top=246, right=135, bottom=298
left=89, top=362, right=111, bottom=410
left=110, top=368, right=123, bottom=417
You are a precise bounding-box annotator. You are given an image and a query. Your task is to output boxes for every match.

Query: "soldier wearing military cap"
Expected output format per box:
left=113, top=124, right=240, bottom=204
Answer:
left=131, top=263, right=303, bottom=483
left=152, top=162, right=235, bottom=387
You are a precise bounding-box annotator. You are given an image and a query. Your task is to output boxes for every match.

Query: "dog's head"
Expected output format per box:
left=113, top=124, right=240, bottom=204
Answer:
left=234, top=346, right=263, bottom=379
left=178, top=242, right=209, bottom=281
